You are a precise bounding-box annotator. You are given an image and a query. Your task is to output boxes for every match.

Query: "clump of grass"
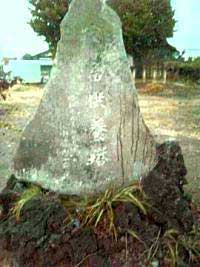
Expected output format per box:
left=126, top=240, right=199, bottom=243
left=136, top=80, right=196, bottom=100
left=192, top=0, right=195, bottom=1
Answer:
left=162, top=229, right=179, bottom=267
left=85, top=184, right=146, bottom=240
left=61, top=182, right=147, bottom=241
left=12, top=185, right=42, bottom=221
left=162, top=226, right=200, bottom=266
left=178, top=225, right=200, bottom=264
left=143, top=226, right=200, bottom=267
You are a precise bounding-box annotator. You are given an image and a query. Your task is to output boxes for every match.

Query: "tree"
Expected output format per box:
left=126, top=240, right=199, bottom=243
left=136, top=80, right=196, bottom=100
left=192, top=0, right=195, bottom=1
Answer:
left=29, top=0, right=175, bottom=62
left=108, top=0, right=176, bottom=65
left=28, top=0, right=69, bottom=57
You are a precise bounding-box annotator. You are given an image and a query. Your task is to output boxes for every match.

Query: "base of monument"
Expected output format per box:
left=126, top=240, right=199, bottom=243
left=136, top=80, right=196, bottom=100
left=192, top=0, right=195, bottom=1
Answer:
left=0, top=142, right=199, bottom=267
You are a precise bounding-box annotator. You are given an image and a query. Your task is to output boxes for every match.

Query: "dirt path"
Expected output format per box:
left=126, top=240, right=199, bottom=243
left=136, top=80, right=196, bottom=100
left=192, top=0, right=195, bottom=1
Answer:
left=0, top=83, right=200, bottom=202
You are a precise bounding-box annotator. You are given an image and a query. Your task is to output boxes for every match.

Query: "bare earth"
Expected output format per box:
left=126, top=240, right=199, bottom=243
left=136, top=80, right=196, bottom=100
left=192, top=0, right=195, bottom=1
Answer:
left=0, top=85, right=43, bottom=190
left=138, top=82, right=200, bottom=203
left=0, top=82, right=200, bottom=203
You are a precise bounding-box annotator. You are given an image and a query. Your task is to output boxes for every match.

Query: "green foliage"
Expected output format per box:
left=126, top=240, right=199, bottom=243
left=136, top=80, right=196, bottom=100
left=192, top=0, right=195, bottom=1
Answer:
left=161, top=226, right=200, bottom=266
left=108, top=0, right=176, bottom=63
left=143, top=226, right=200, bottom=266
left=167, top=57, right=200, bottom=82
left=29, top=0, right=175, bottom=61
left=84, top=184, right=146, bottom=240
left=179, top=58, right=200, bottom=82
left=178, top=225, right=200, bottom=264
left=61, top=182, right=147, bottom=241
left=12, top=185, right=42, bottom=221
left=28, top=0, right=70, bottom=57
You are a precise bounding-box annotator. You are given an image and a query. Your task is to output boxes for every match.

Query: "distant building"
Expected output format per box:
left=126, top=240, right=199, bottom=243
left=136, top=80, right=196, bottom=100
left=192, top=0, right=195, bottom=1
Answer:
left=31, top=50, right=52, bottom=60
left=2, top=57, right=17, bottom=65
left=4, top=59, right=53, bottom=84
left=2, top=50, right=53, bottom=84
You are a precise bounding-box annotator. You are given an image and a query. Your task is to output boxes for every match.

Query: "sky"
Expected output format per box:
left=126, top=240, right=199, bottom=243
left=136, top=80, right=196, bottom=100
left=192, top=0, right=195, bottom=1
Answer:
left=0, top=0, right=48, bottom=59
left=169, top=0, right=200, bottom=58
left=0, top=0, right=200, bottom=59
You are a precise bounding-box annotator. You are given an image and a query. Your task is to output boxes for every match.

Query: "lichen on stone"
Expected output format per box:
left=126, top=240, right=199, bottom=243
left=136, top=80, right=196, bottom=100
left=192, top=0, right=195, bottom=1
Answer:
left=12, top=0, right=156, bottom=195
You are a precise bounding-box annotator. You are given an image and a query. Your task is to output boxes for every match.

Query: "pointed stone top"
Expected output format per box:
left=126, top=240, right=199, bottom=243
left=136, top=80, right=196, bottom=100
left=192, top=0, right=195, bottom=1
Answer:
left=65, top=0, right=106, bottom=22
left=12, top=0, right=156, bottom=196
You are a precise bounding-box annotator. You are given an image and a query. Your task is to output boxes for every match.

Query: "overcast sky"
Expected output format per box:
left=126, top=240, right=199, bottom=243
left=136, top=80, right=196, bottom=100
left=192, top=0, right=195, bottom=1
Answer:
left=0, top=0, right=48, bottom=59
left=169, top=0, right=200, bottom=58
left=0, top=0, right=199, bottom=59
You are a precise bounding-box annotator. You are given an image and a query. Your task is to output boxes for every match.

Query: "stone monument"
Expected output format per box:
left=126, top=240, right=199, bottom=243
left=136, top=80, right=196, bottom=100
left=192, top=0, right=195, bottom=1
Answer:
left=13, top=0, right=156, bottom=195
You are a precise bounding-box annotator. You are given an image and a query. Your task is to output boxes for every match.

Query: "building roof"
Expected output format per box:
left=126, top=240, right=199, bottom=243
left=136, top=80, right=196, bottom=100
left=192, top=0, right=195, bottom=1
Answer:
left=31, top=50, right=52, bottom=60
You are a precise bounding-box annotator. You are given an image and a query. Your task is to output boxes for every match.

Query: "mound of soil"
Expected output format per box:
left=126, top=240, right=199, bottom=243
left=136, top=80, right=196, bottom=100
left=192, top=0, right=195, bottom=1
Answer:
left=0, top=141, right=198, bottom=267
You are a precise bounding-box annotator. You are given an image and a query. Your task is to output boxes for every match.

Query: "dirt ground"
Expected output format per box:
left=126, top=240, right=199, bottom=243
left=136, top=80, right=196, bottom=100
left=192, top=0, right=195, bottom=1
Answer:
left=0, top=85, right=43, bottom=190
left=137, top=81, right=200, bottom=203
left=0, top=82, right=200, bottom=203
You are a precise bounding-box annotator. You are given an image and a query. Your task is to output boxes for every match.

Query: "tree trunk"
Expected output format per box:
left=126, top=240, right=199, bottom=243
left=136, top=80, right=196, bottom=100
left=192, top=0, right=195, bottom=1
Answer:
left=142, top=66, right=146, bottom=83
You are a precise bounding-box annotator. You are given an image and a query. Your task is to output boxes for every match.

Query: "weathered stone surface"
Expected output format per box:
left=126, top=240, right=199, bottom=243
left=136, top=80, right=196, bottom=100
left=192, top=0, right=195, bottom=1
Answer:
left=12, top=0, right=156, bottom=195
